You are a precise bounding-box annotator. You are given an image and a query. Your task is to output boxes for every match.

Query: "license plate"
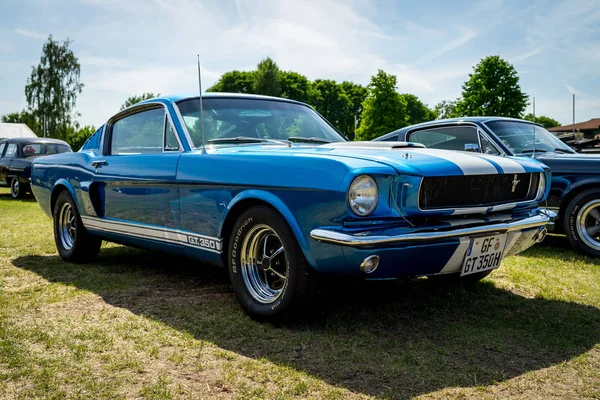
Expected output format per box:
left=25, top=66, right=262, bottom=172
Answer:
left=461, top=234, right=508, bottom=276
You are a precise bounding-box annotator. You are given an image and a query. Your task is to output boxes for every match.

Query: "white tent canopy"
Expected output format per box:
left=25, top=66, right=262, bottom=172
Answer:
left=0, top=123, right=37, bottom=140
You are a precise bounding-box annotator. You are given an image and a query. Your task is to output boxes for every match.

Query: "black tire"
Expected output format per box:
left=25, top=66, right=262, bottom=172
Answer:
left=53, top=190, right=102, bottom=263
left=429, top=270, right=492, bottom=287
left=10, top=177, right=24, bottom=199
left=564, top=188, right=600, bottom=257
left=228, top=206, right=313, bottom=320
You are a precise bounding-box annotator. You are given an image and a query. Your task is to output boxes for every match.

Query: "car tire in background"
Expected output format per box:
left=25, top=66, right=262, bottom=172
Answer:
left=53, top=190, right=102, bottom=263
left=228, top=206, right=314, bottom=320
left=565, top=188, right=600, bottom=258
left=10, top=177, right=24, bottom=199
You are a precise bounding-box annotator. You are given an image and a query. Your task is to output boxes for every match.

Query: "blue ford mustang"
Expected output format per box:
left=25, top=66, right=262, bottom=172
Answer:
left=31, top=94, right=553, bottom=319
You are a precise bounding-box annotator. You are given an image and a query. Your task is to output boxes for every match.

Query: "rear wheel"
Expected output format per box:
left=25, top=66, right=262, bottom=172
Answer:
left=228, top=206, right=313, bottom=320
left=565, top=189, right=600, bottom=257
left=53, top=191, right=102, bottom=263
left=10, top=177, right=23, bottom=199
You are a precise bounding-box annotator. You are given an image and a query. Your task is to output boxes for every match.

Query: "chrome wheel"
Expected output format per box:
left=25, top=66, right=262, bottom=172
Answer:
left=58, top=202, right=77, bottom=250
left=576, top=199, right=600, bottom=251
left=240, top=224, right=288, bottom=304
left=10, top=178, right=20, bottom=198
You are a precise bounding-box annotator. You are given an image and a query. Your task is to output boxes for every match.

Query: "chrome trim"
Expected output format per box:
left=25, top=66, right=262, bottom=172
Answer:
left=310, top=211, right=555, bottom=247
left=172, top=102, right=195, bottom=150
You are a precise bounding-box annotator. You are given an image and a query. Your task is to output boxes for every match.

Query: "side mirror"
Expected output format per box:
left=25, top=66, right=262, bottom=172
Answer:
left=464, top=143, right=480, bottom=152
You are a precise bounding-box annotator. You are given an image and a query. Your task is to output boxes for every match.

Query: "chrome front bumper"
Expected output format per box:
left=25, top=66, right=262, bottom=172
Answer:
left=310, top=210, right=557, bottom=248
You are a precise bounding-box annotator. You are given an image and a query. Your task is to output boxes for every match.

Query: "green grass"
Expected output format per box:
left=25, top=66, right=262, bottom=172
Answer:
left=1, top=187, right=600, bottom=399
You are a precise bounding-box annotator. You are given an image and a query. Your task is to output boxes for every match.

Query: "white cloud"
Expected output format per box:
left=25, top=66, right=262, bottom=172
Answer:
left=14, top=28, right=47, bottom=40
left=565, top=84, right=582, bottom=96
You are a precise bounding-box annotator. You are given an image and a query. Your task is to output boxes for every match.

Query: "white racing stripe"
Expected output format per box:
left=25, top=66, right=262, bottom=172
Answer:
left=81, top=216, right=222, bottom=254
left=410, top=148, right=498, bottom=175
left=477, top=154, right=525, bottom=174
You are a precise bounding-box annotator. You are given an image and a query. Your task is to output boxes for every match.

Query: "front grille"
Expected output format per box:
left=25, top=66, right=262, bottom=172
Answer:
left=419, top=173, right=538, bottom=210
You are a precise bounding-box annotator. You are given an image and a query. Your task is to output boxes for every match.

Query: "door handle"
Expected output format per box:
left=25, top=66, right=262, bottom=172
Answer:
left=91, top=160, right=107, bottom=168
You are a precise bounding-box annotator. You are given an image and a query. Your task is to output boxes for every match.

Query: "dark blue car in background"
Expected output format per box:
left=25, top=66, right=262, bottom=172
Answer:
left=377, top=117, right=600, bottom=257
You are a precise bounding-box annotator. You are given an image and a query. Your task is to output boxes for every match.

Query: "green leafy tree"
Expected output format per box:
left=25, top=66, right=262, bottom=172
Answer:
left=434, top=100, right=461, bottom=119
left=522, top=113, right=561, bottom=129
left=67, top=125, right=96, bottom=150
left=1, top=110, right=40, bottom=135
left=400, top=94, right=435, bottom=125
left=207, top=70, right=255, bottom=93
left=309, top=79, right=351, bottom=132
left=456, top=55, right=528, bottom=118
left=120, top=93, right=159, bottom=110
left=339, top=81, right=368, bottom=140
left=356, top=70, right=407, bottom=141
left=25, top=35, right=83, bottom=141
left=253, top=57, right=281, bottom=96
left=280, top=71, right=311, bottom=103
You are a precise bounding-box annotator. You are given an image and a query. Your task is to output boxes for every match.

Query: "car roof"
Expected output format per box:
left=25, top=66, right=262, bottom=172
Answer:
left=138, top=92, right=308, bottom=107
left=0, top=137, right=70, bottom=145
left=378, top=116, right=535, bottom=140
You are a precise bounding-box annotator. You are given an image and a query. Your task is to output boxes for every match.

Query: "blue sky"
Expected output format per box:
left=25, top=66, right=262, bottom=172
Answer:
left=1, top=0, right=599, bottom=127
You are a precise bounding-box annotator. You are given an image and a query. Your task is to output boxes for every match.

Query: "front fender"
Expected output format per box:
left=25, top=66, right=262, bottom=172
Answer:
left=221, top=189, right=313, bottom=264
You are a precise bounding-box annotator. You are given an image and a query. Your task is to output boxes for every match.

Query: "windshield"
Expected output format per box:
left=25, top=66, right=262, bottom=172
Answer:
left=21, top=143, right=71, bottom=157
left=486, top=120, right=574, bottom=154
left=176, top=97, right=346, bottom=147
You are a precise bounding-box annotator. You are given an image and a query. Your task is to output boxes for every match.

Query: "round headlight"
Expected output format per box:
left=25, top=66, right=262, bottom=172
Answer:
left=348, top=175, right=378, bottom=216
left=536, top=173, right=546, bottom=200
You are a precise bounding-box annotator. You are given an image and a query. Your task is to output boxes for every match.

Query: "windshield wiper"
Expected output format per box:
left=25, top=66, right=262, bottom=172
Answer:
left=207, top=136, right=266, bottom=144
left=553, top=147, right=571, bottom=154
left=287, top=136, right=332, bottom=144
left=519, top=148, right=548, bottom=154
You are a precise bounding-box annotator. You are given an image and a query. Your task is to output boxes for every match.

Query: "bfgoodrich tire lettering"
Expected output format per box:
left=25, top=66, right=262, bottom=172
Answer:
left=228, top=206, right=313, bottom=319
left=53, top=190, right=102, bottom=263
left=564, top=188, right=600, bottom=258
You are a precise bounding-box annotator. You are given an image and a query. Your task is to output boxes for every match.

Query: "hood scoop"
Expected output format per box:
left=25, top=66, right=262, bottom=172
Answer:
left=320, top=141, right=426, bottom=150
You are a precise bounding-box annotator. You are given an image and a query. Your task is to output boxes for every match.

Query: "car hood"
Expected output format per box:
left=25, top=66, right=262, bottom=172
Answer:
left=533, top=152, right=600, bottom=174
left=204, top=142, right=545, bottom=176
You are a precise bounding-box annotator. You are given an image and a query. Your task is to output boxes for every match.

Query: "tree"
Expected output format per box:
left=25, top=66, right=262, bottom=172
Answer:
left=120, top=93, right=159, bottom=110
left=280, top=71, right=311, bottom=103
left=456, top=56, right=528, bottom=118
left=309, top=79, right=351, bottom=132
left=355, top=70, right=407, bottom=141
left=400, top=94, right=435, bottom=125
left=207, top=70, right=255, bottom=93
left=434, top=100, right=461, bottom=119
left=253, top=57, right=281, bottom=96
left=1, top=110, right=40, bottom=135
left=339, top=81, right=367, bottom=140
left=522, top=113, right=560, bottom=129
left=25, top=35, right=83, bottom=141
left=67, top=125, right=96, bottom=150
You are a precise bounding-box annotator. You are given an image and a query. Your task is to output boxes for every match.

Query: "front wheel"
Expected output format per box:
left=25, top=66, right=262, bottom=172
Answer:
left=53, top=191, right=102, bottom=263
left=228, top=206, right=313, bottom=320
left=565, top=189, right=600, bottom=257
left=10, top=177, right=24, bottom=199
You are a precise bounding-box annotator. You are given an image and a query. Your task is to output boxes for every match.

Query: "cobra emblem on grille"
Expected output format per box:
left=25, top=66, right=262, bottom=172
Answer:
left=511, top=174, right=521, bottom=193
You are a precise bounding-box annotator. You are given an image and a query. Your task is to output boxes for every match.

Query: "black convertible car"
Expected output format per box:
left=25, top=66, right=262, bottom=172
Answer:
left=0, top=137, right=71, bottom=198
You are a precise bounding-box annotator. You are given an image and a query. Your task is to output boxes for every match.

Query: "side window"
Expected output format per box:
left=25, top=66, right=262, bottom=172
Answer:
left=479, top=134, right=500, bottom=155
left=408, top=126, right=480, bottom=152
left=110, top=108, right=165, bottom=155
left=5, top=143, right=17, bottom=158
left=0, top=143, right=5, bottom=157
left=164, top=117, right=180, bottom=151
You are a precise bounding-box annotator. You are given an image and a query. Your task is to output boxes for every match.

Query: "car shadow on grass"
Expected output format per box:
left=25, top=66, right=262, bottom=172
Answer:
left=13, top=247, right=600, bottom=399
